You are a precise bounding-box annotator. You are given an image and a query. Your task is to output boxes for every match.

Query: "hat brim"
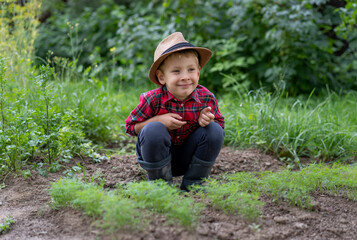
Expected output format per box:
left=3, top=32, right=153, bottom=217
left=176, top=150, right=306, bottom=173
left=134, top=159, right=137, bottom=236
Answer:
left=148, top=47, right=212, bottom=85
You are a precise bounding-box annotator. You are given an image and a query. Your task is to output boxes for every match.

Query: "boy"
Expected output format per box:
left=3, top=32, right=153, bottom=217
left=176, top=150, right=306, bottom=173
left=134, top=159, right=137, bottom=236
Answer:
left=125, top=32, right=224, bottom=191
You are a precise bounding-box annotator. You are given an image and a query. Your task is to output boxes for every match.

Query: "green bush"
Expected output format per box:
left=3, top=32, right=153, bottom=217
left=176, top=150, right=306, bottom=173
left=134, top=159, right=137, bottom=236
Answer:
left=35, top=0, right=357, bottom=94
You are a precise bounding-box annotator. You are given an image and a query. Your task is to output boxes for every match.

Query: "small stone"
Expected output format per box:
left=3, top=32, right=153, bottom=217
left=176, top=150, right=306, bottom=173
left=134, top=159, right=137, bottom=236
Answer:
left=294, top=222, right=308, bottom=229
left=273, top=216, right=289, bottom=224
left=197, top=224, right=210, bottom=236
left=340, top=218, right=348, bottom=224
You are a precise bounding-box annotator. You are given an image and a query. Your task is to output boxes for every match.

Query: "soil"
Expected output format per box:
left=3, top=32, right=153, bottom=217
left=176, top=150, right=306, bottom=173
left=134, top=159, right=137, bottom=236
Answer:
left=1, top=147, right=357, bottom=240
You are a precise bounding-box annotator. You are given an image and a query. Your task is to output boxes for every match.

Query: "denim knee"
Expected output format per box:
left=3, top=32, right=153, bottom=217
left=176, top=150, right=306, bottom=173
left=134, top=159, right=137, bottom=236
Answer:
left=205, top=122, right=225, bottom=148
left=193, top=122, right=224, bottom=162
left=136, top=122, right=171, bottom=164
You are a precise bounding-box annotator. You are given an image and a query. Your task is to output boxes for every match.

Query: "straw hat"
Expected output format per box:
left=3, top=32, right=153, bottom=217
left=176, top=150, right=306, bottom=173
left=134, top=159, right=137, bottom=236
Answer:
left=149, top=32, right=212, bottom=85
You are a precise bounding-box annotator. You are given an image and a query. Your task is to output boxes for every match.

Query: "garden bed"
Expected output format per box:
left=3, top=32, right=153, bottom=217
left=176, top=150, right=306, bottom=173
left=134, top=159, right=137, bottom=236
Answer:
left=1, top=147, right=356, bottom=240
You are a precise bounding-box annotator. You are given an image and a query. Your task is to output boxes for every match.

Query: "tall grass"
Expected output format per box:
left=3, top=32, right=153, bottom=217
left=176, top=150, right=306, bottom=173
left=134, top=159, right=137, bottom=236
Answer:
left=221, top=88, right=357, bottom=164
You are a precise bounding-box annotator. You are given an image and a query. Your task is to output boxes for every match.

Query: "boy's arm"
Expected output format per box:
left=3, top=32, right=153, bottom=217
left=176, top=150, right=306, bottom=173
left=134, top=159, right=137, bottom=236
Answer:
left=134, top=113, right=187, bottom=134
left=125, top=93, right=187, bottom=136
left=125, top=93, right=154, bottom=136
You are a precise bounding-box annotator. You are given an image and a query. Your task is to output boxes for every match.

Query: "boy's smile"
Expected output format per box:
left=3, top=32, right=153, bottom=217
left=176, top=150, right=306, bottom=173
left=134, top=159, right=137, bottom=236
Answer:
left=156, top=53, right=200, bottom=101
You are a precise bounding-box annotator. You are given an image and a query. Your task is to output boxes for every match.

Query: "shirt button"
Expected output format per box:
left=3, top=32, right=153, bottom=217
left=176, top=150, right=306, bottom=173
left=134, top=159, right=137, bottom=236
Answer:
left=177, top=136, right=180, bottom=139
left=181, top=103, right=184, bottom=107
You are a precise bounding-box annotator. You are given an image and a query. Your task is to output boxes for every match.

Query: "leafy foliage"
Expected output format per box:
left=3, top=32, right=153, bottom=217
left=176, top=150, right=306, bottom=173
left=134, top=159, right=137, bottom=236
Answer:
left=35, top=0, right=357, bottom=94
left=0, top=58, right=101, bottom=175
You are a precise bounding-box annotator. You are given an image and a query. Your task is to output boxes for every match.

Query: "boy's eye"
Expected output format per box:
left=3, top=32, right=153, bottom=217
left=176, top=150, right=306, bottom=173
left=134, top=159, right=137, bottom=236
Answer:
left=189, top=68, right=195, bottom=71
left=172, top=70, right=180, bottom=73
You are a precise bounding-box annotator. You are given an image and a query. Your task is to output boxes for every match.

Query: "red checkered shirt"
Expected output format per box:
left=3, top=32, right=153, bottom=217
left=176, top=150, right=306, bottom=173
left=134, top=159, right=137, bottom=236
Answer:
left=125, top=84, right=224, bottom=145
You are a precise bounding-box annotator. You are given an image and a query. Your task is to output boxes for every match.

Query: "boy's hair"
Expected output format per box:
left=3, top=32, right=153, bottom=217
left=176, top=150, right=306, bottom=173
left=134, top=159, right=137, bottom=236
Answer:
left=158, top=49, right=200, bottom=71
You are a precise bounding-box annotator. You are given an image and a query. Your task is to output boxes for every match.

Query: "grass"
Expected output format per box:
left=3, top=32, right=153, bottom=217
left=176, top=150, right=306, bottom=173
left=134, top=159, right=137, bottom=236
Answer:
left=221, top=89, right=357, bottom=165
left=45, top=79, right=357, bottom=165
left=47, top=79, right=357, bottom=164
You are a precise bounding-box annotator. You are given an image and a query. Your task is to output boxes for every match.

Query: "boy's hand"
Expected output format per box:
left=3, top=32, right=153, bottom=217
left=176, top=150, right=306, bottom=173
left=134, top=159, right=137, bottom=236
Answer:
left=158, top=113, right=187, bottom=131
left=198, top=107, right=215, bottom=127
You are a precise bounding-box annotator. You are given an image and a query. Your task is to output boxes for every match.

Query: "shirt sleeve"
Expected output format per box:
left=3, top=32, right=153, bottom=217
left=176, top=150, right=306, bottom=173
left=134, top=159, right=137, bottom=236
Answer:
left=125, top=93, right=155, bottom=136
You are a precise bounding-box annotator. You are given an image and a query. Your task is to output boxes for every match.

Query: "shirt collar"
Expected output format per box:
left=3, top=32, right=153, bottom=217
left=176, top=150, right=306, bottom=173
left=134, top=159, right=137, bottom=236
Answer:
left=161, top=85, right=201, bottom=104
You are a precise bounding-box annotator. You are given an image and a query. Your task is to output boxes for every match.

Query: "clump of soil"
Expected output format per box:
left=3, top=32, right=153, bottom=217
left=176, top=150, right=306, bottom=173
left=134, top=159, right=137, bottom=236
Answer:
left=1, top=147, right=356, bottom=240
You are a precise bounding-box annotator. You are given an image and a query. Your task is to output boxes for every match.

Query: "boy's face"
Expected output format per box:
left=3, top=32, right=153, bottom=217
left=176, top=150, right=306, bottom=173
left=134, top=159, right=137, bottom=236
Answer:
left=156, top=53, right=200, bottom=101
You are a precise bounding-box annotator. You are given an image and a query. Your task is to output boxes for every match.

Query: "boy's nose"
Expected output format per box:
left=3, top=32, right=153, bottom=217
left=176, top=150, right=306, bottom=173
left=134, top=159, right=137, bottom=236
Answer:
left=180, top=71, right=190, bottom=80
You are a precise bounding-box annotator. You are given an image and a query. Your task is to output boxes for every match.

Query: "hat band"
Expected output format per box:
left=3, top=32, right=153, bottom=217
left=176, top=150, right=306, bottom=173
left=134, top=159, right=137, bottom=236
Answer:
left=161, top=42, right=195, bottom=56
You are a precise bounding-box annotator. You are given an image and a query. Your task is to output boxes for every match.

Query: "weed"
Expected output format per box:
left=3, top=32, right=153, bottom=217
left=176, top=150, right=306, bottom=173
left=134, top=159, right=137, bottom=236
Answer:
left=0, top=216, right=15, bottom=234
left=48, top=161, right=63, bottom=173
left=248, top=223, right=261, bottom=233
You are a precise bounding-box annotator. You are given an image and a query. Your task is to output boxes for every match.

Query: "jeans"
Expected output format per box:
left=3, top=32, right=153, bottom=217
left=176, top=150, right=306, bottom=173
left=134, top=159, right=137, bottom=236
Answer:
left=136, top=121, right=224, bottom=176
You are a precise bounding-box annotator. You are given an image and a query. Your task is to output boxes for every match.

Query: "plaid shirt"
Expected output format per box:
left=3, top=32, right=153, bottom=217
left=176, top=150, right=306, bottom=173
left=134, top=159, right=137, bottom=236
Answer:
left=125, top=84, right=224, bottom=145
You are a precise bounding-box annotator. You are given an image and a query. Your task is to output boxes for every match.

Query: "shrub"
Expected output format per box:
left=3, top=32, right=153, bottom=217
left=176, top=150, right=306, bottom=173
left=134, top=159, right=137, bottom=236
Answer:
left=34, top=0, right=357, bottom=94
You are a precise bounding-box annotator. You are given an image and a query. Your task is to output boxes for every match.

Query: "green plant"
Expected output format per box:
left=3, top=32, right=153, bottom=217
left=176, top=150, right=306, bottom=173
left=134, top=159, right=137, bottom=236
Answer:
left=204, top=163, right=357, bottom=215
left=49, top=178, right=142, bottom=231
left=122, top=180, right=203, bottom=228
left=34, top=0, right=357, bottom=94
left=0, top=58, right=7, bottom=130
left=0, top=216, right=15, bottom=234
left=99, top=192, right=142, bottom=232
left=202, top=175, right=263, bottom=221
left=34, top=65, right=55, bottom=164
left=0, top=0, right=41, bottom=86
left=223, top=88, right=357, bottom=164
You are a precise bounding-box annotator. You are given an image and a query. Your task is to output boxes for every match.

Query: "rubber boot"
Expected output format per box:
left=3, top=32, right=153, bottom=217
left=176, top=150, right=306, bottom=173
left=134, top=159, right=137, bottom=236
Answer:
left=180, top=156, right=214, bottom=192
left=137, top=155, right=173, bottom=185
left=147, top=161, right=173, bottom=185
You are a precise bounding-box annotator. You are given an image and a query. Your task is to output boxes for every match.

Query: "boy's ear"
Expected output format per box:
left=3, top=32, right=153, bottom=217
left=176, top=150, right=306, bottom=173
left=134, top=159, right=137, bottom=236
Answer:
left=156, top=70, right=165, bottom=85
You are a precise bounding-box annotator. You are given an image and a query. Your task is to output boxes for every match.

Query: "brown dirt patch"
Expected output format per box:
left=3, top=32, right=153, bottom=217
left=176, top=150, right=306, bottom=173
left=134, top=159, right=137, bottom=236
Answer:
left=1, top=147, right=356, bottom=240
